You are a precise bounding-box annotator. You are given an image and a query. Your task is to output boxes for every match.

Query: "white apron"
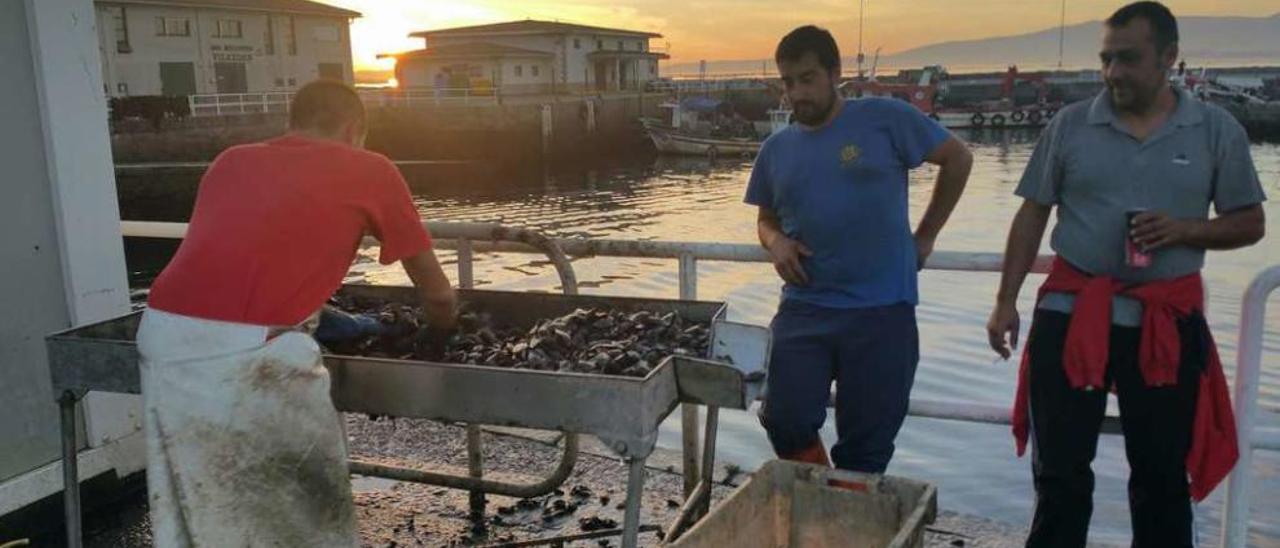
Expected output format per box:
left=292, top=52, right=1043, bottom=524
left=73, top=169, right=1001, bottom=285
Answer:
left=137, top=308, right=356, bottom=547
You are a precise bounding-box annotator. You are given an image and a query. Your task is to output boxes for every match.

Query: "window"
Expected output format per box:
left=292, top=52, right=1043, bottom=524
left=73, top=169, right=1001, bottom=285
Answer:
left=215, top=19, right=242, bottom=38
left=287, top=77, right=297, bottom=86
left=514, top=65, right=523, bottom=77
left=649, top=63, right=656, bottom=76
left=265, top=16, right=275, bottom=54
left=284, top=17, right=297, bottom=55
left=274, top=77, right=284, bottom=87
left=110, top=7, right=130, bottom=53
left=532, top=65, right=540, bottom=77
left=313, top=25, right=340, bottom=42
left=318, top=63, right=344, bottom=81
left=596, top=39, right=603, bottom=49
left=617, top=40, right=623, bottom=51
left=573, top=38, right=581, bottom=49
left=155, top=17, right=191, bottom=37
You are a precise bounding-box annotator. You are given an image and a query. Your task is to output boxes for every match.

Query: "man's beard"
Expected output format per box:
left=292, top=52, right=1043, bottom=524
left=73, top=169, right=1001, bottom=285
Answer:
left=792, top=95, right=835, bottom=125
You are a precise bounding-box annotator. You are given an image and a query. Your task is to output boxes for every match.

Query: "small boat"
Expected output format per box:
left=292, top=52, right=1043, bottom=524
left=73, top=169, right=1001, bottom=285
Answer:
left=1172, top=63, right=1271, bottom=107
left=642, top=121, right=762, bottom=156
left=642, top=96, right=791, bottom=157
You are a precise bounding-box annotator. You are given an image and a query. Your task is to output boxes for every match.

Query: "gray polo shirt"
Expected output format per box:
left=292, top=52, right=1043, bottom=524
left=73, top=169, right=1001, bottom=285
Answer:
left=1015, top=88, right=1266, bottom=325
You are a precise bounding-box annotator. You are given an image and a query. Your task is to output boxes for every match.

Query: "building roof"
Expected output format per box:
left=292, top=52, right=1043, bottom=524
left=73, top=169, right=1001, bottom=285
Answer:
left=411, top=19, right=661, bottom=39
left=390, top=42, right=554, bottom=61
left=99, top=0, right=360, bottom=18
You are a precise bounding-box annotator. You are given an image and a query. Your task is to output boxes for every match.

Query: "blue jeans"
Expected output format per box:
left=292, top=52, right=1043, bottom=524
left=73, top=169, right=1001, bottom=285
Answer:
left=759, top=299, right=919, bottom=473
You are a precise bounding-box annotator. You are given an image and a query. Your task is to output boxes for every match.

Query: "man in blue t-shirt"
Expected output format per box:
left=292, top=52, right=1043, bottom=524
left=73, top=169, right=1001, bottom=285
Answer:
left=746, top=26, right=972, bottom=473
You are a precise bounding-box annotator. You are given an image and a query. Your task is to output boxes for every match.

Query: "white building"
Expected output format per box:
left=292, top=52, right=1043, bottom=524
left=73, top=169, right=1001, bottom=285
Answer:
left=392, top=20, right=669, bottom=95
left=94, top=0, right=360, bottom=97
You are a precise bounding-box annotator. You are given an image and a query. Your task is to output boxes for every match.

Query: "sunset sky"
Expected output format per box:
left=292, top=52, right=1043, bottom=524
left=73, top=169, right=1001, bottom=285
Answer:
left=317, top=0, right=1279, bottom=72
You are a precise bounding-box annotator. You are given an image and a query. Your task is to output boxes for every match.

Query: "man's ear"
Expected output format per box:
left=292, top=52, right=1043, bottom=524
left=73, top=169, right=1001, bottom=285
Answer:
left=344, top=119, right=367, bottom=147
left=1160, top=43, right=1179, bottom=72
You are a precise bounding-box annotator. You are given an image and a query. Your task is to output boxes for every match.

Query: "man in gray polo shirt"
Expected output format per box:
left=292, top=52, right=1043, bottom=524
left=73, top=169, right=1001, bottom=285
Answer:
left=986, top=2, right=1266, bottom=546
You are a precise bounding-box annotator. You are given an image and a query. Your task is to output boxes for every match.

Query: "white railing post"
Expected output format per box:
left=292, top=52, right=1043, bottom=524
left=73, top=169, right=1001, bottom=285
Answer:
left=457, top=238, right=474, bottom=290
left=678, top=253, right=697, bottom=301
left=678, top=253, right=701, bottom=498
left=1221, top=265, right=1280, bottom=548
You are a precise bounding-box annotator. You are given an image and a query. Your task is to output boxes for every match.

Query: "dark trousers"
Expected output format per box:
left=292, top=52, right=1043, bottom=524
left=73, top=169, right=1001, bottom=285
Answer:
left=1025, top=310, right=1202, bottom=548
left=760, top=300, right=919, bottom=473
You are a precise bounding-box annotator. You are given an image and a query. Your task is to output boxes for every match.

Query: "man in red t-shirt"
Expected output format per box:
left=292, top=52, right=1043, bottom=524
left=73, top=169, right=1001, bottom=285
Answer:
left=136, top=80, right=456, bottom=546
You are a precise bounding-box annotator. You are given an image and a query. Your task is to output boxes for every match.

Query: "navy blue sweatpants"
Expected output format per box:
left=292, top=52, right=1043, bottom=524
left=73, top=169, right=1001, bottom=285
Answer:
left=759, top=299, right=919, bottom=473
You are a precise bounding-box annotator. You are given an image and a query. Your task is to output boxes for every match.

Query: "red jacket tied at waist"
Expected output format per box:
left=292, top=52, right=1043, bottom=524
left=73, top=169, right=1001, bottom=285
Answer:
left=1011, top=257, right=1238, bottom=501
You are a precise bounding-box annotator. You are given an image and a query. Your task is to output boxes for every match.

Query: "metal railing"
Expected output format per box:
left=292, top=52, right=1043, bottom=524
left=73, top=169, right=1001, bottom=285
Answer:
left=356, top=87, right=500, bottom=108
left=647, top=78, right=774, bottom=94
left=1221, top=265, right=1280, bottom=548
left=188, top=91, right=292, bottom=117
left=119, top=220, right=1277, bottom=547
left=186, top=88, right=501, bottom=117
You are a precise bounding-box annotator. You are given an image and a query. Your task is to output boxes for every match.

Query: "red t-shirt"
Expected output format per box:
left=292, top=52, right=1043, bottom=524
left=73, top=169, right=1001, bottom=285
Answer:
left=148, top=135, right=431, bottom=326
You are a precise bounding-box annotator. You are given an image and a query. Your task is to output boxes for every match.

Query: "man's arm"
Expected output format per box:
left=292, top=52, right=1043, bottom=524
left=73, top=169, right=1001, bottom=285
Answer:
left=1130, top=204, right=1265, bottom=252
left=758, top=207, right=812, bottom=286
left=915, top=136, right=974, bottom=269
left=987, top=200, right=1053, bottom=359
left=401, top=250, right=457, bottom=330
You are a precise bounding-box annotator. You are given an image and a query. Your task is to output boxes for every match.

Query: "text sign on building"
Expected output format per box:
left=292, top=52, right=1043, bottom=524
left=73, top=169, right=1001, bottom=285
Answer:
left=211, top=44, right=254, bottom=62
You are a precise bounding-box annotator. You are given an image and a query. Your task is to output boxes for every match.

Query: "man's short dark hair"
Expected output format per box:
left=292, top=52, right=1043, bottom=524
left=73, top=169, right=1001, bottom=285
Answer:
left=289, top=79, right=366, bottom=132
left=1106, top=1, right=1179, bottom=53
left=776, top=25, right=841, bottom=74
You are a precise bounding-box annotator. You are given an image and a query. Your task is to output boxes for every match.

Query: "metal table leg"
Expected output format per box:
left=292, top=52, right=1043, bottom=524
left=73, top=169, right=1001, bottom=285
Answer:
left=696, top=406, right=720, bottom=517
left=467, top=424, right=486, bottom=522
left=663, top=405, right=721, bottom=543
left=621, top=457, right=646, bottom=548
left=59, top=390, right=82, bottom=548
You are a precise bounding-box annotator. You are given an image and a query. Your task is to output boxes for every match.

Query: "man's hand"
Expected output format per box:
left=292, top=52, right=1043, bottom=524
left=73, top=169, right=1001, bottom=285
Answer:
left=401, top=251, right=458, bottom=331
left=1130, top=211, right=1193, bottom=252
left=757, top=207, right=813, bottom=286
left=914, top=233, right=936, bottom=271
left=415, top=325, right=456, bottom=361
left=989, top=200, right=1051, bottom=360
left=766, top=235, right=813, bottom=286
left=987, top=300, right=1020, bottom=360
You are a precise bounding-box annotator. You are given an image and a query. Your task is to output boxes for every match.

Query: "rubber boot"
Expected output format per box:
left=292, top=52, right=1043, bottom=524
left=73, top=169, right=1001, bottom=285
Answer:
left=781, top=440, right=869, bottom=491
left=782, top=440, right=831, bottom=467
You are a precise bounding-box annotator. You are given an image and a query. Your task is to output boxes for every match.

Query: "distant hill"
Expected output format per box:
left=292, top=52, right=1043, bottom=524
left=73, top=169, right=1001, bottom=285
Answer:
left=665, top=13, right=1280, bottom=76
left=883, top=13, right=1280, bottom=72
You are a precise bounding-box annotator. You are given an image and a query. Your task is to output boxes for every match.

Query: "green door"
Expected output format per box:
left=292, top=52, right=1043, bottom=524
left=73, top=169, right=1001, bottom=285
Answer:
left=159, top=62, right=196, bottom=96
left=214, top=62, right=248, bottom=93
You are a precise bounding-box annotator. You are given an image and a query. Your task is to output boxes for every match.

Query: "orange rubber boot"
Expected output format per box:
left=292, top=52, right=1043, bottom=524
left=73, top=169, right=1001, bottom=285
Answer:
left=782, top=440, right=831, bottom=467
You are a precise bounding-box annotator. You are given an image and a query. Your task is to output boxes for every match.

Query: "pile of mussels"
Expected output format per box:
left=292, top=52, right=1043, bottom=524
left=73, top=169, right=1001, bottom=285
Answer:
left=326, top=296, right=710, bottom=378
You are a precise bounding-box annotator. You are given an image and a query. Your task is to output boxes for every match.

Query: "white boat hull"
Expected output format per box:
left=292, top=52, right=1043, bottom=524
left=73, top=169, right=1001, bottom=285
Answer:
left=644, top=125, right=761, bottom=156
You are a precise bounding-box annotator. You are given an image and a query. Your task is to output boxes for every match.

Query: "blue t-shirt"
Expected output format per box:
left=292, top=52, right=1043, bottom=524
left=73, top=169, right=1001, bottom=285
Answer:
left=744, top=98, right=950, bottom=309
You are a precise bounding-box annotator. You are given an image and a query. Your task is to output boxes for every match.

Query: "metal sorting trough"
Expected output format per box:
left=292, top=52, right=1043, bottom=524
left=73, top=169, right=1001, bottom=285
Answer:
left=46, top=285, right=767, bottom=548
left=670, top=460, right=938, bottom=548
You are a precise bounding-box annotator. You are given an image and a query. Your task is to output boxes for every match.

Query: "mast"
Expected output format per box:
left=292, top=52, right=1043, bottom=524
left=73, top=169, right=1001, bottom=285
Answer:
left=1057, top=0, right=1067, bottom=69
left=857, top=0, right=866, bottom=78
